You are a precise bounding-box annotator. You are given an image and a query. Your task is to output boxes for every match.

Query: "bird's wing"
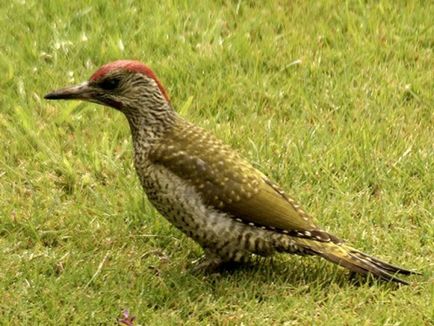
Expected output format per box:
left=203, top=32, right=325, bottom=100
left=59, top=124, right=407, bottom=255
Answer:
left=150, top=121, right=335, bottom=241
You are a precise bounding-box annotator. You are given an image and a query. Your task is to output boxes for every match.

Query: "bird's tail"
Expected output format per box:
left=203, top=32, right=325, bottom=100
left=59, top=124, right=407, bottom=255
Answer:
left=295, top=238, right=418, bottom=285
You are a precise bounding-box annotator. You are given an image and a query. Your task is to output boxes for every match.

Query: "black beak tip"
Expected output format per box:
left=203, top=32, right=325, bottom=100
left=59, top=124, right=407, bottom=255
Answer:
left=43, top=83, right=90, bottom=101
left=44, top=92, right=56, bottom=100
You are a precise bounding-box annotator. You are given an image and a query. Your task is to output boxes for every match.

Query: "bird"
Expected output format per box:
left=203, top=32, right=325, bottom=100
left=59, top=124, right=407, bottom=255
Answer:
left=45, top=59, right=418, bottom=285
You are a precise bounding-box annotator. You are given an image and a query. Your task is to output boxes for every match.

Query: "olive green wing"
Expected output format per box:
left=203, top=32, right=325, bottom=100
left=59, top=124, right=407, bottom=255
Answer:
left=150, top=122, right=332, bottom=238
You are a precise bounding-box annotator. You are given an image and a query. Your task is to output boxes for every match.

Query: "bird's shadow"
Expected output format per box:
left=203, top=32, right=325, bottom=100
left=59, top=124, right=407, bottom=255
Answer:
left=198, top=258, right=376, bottom=287
left=162, top=253, right=402, bottom=298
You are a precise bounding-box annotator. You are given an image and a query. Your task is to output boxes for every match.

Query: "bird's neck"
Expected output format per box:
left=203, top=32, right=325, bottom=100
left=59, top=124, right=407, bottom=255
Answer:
left=124, top=102, right=178, bottom=155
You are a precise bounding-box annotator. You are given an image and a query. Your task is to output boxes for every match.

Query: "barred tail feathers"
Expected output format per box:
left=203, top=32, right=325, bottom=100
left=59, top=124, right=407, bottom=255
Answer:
left=294, top=238, right=417, bottom=285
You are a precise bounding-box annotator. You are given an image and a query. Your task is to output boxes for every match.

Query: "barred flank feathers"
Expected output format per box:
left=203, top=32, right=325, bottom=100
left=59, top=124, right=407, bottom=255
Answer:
left=295, top=239, right=419, bottom=285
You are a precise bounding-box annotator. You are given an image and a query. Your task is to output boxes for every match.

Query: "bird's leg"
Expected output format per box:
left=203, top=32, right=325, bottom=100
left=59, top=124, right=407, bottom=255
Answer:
left=190, top=251, right=225, bottom=273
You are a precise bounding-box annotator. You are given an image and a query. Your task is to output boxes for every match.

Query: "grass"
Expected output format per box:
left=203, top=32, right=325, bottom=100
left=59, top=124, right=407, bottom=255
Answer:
left=0, top=0, right=433, bottom=324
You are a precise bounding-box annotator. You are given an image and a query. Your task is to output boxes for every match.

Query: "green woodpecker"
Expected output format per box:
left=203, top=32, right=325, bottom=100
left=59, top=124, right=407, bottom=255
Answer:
left=45, top=60, right=418, bottom=284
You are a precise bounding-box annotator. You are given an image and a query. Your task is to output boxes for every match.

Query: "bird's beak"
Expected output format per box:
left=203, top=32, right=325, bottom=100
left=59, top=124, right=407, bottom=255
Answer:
left=44, top=81, right=94, bottom=101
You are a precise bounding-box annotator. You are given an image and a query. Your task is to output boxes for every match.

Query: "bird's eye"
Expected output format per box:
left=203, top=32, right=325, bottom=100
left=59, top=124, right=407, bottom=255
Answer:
left=99, top=78, right=120, bottom=90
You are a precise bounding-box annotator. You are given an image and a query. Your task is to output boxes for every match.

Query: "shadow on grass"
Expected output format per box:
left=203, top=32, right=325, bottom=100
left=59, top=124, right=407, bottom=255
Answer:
left=160, top=254, right=405, bottom=298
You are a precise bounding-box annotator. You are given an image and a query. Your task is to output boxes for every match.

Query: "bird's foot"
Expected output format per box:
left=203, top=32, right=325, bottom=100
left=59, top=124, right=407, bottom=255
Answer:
left=190, top=255, right=225, bottom=274
left=190, top=254, right=247, bottom=274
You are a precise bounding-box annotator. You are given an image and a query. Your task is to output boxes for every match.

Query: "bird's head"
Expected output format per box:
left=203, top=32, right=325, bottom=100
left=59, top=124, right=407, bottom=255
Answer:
left=45, top=60, right=171, bottom=116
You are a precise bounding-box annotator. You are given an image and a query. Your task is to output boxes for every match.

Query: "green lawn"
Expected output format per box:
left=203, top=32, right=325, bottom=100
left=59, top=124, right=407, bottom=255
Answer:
left=0, top=0, right=433, bottom=324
